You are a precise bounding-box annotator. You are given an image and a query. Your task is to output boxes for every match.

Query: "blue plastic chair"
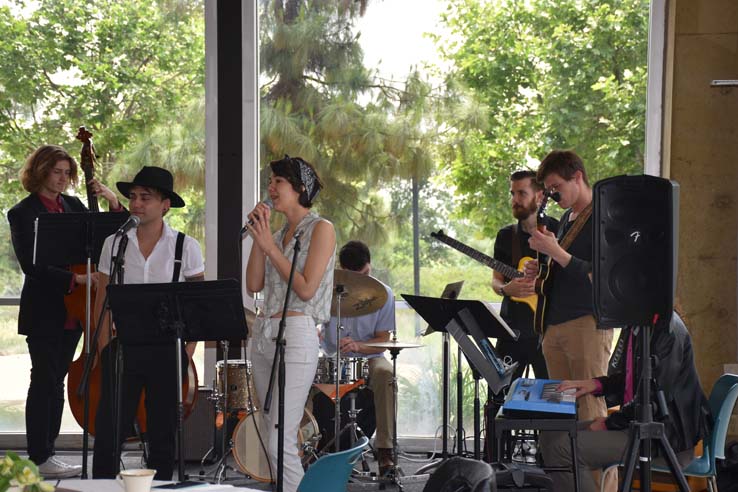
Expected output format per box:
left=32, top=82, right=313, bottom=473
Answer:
left=601, top=373, right=738, bottom=492
left=298, top=436, right=369, bottom=492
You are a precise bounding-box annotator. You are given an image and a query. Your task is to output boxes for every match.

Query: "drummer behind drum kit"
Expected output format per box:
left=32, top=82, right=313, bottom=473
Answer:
left=199, top=270, right=422, bottom=484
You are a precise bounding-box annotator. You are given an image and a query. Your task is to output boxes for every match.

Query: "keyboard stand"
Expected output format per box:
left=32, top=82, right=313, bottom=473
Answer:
left=493, top=412, right=581, bottom=492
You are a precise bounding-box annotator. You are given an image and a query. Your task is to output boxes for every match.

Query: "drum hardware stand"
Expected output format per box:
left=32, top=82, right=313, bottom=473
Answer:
left=378, top=332, right=431, bottom=491
left=212, top=340, right=240, bottom=483
left=333, top=283, right=347, bottom=452
left=198, top=383, right=221, bottom=468
left=386, top=333, right=405, bottom=490
left=316, top=388, right=374, bottom=473
left=346, top=391, right=373, bottom=472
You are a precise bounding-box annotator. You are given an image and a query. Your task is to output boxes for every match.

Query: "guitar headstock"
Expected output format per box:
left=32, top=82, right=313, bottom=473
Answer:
left=431, top=230, right=444, bottom=238
left=75, top=125, right=100, bottom=211
left=536, top=190, right=560, bottom=230
left=75, top=126, right=96, bottom=178
left=76, top=126, right=93, bottom=143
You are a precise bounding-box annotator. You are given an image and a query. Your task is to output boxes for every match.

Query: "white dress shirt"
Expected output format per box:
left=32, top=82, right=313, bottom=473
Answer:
left=98, top=221, right=204, bottom=283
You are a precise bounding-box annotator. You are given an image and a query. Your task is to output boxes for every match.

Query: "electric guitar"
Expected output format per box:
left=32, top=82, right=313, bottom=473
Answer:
left=430, top=230, right=537, bottom=313
left=532, top=190, right=558, bottom=334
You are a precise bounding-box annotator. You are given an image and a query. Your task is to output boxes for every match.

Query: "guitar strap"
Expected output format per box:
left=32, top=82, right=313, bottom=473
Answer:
left=511, top=223, right=522, bottom=271
left=172, top=231, right=185, bottom=282
left=558, top=202, right=593, bottom=252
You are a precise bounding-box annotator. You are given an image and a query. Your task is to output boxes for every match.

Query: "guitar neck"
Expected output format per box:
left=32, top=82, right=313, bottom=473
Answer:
left=433, top=233, right=523, bottom=279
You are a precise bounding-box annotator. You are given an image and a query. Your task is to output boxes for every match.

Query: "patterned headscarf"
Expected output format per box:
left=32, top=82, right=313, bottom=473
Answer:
left=285, top=155, right=320, bottom=202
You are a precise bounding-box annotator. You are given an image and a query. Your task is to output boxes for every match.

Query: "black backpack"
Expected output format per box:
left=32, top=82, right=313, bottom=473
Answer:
left=493, top=463, right=553, bottom=491
left=717, top=440, right=738, bottom=492
left=423, top=457, right=497, bottom=492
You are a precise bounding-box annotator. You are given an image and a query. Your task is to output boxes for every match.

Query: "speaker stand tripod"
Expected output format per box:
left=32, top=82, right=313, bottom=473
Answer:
left=618, top=323, right=689, bottom=492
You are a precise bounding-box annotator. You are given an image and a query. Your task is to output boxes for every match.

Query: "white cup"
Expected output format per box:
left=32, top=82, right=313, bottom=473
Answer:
left=116, top=468, right=156, bottom=492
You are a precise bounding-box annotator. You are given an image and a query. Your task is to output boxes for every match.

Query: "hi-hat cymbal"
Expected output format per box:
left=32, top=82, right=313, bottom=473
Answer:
left=363, top=340, right=423, bottom=350
left=331, top=269, right=389, bottom=318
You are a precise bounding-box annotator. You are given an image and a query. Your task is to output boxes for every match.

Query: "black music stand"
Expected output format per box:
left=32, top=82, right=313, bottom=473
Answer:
left=404, top=295, right=518, bottom=471
left=107, top=279, right=248, bottom=486
left=34, top=212, right=130, bottom=265
left=33, top=211, right=129, bottom=478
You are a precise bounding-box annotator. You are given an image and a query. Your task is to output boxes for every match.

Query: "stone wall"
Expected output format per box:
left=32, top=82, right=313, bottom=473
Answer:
left=667, top=0, right=738, bottom=435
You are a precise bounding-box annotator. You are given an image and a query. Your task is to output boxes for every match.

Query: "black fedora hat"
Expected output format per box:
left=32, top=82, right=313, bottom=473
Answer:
left=116, top=166, right=185, bottom=208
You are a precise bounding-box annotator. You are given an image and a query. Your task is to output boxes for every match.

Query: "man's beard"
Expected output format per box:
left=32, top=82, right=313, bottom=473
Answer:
left=512, top=200, right=538, bottom=220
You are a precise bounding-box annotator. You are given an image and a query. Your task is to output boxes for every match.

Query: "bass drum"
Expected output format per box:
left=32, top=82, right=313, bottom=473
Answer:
left=232, top=408, right=319, bottom=482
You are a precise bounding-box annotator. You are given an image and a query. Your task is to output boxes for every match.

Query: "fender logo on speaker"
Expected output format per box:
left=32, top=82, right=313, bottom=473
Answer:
left=630, top=231, right=641, bottom=243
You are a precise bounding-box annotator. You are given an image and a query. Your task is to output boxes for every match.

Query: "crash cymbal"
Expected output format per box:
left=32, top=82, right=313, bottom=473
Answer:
left=363, top=340, right=423, bottom=350
left=331, top=269, right=389, bottom=318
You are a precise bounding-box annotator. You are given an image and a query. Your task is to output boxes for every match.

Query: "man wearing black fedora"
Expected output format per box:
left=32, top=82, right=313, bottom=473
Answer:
left=92, top=166, right=205, bottom=480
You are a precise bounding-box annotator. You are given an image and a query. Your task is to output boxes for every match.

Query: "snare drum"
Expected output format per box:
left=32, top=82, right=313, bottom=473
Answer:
left=313, top=356, right=369, bottom=385
left=215, top=359, right=258, bottom=411
left=232, top=408, right=320, bottom=482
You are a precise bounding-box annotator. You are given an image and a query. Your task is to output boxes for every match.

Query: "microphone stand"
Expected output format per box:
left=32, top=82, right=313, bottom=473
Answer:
left=79, top=223, right=94, bottom=478
left=79, top=234, right=128, bottom=474
left=263, top=231, right=302, bottom=492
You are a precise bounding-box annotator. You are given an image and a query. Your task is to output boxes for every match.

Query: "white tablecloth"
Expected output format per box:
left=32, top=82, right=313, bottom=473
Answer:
left=49, top=479, right=262, bottom=492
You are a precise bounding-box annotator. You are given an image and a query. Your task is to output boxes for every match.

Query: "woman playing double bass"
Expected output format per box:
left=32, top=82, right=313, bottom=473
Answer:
left=7, top=145, right=121, bottom=478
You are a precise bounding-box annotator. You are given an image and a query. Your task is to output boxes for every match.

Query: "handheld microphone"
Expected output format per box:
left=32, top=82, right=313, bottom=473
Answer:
left=547, top=190, right=562, bottom=202
left=115, top=215, right=140, bottom=236
left=240, top=198, right=273, bottom=237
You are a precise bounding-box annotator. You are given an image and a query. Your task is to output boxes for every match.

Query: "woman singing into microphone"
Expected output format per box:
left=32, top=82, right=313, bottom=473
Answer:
left=245, top=155, right=335, bottom=492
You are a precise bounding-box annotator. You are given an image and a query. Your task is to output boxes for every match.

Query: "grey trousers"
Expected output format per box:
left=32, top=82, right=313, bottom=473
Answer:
left=540, top=421, right=693, bottom=492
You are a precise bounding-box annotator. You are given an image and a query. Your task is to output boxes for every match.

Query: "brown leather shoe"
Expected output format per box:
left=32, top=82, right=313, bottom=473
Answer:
left=377, top=448, right=394, bottom=477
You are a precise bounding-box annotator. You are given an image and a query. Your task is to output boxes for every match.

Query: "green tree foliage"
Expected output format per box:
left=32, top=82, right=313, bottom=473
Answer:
left=0, top=0, right=205, bottom=213
left=436, top=0, right=648, bottom=237
left=0, top=0, right=204, bottom=293
left=259, top=0, right=439, bottom=246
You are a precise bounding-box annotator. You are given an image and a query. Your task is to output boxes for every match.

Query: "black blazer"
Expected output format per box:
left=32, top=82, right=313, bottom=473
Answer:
left=8, top=193, right=88, bottom=336
left=597, top=312, right=712, bottom=455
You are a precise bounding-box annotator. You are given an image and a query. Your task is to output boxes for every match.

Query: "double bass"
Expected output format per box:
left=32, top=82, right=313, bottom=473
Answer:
left=66, top=127, right=198, bottom=436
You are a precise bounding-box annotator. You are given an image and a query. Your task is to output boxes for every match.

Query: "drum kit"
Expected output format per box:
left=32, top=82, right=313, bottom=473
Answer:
left=200, top=269, right=422, bottom=485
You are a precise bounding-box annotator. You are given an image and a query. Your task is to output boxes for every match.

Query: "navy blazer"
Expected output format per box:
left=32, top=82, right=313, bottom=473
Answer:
left=8, top=193, right=88, bottom=336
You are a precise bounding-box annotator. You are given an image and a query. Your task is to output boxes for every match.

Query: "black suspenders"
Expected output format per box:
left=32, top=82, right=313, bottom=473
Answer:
left=172, top=231, right=185, bottom=282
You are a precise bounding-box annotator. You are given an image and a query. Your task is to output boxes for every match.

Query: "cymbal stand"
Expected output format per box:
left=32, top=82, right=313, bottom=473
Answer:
left=198, top=383, right=221, bottom=471
left=213, top=340, right=237, bottom=483
left=333, top=283, right=347, bottom=452
left=386, top=335, right=405, bottom=491
left=316, top=389, right=373, bottom=473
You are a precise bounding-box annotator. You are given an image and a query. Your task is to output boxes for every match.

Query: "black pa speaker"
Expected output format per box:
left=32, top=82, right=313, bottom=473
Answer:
left=593, top=175, right=679, bottom=327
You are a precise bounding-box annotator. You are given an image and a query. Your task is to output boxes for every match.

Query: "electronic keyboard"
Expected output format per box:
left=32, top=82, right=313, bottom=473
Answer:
left=501, top=378, right=577, bottom=419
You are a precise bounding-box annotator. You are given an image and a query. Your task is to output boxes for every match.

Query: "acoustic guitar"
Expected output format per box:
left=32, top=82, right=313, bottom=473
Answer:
left=430, top=230, right=537, bottom=313
left=532, top=190, right=558, bottom=335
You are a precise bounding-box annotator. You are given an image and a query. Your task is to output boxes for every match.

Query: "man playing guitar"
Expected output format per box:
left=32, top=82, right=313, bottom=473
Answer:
left=524, top=150, right=614, bottom=421
left=523, top=150, right=615, bottom=490
left=492, top=170, right=558, bottom=381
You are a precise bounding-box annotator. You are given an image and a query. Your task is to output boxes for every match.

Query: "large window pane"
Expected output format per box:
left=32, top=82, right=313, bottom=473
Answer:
left=0, top=0, right=206, bottom=439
